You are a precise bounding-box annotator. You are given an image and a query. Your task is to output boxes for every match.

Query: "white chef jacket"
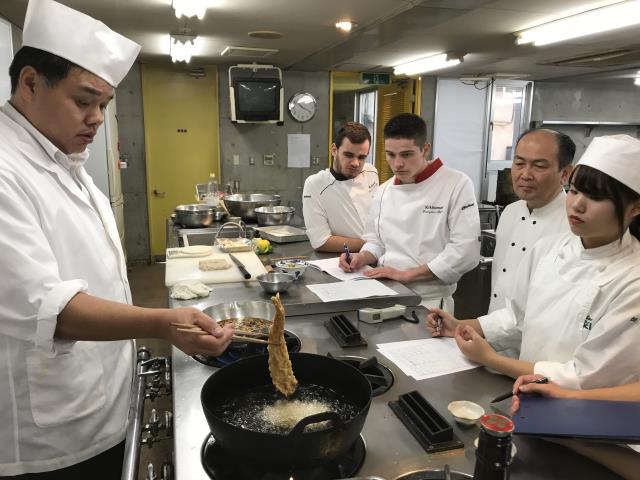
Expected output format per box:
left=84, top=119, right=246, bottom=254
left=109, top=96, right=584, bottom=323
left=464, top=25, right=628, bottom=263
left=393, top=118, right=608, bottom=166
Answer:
left=361, top=160, right=480, bottom=303
left=0, top=103, right=134, bottom=475
left=302, top=165, right=378, bottom=249
left=479, top=231, right=640, bottom=390
left=489, top=190, right=569, bottom=313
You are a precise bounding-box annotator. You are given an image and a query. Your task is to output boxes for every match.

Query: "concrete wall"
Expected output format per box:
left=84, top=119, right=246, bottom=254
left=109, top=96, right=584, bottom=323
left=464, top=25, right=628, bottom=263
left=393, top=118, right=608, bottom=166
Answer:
left=218, top=67, right=330, bottom=218
left=332, top=91, right=355, bottom=137
left=531, top=81, right=640, bottom=160
left=116, top=63, right=150, bottom=263
left=419, top=75, right=437, bottom=147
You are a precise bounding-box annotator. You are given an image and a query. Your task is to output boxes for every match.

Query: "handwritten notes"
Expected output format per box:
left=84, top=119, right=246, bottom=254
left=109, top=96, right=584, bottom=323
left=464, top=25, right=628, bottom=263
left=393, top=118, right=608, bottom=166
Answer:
left=377, top=338, right=479, bottom=380
left=307, top=257, right=372, bottom=282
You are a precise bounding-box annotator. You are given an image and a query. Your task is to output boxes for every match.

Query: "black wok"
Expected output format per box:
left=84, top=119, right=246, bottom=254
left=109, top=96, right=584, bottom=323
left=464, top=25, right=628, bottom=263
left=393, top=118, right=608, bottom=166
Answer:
left=201, top=352, right=372, bottom=468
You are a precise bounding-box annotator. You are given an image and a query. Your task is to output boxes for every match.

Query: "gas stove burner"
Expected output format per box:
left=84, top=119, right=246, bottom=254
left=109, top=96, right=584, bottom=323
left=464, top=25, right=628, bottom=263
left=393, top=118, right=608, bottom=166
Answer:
left=201, top=433, right=366, bottom=480
left=193, top=330, right=301, bottom=368
left=328, top=354, right=394, bottom=397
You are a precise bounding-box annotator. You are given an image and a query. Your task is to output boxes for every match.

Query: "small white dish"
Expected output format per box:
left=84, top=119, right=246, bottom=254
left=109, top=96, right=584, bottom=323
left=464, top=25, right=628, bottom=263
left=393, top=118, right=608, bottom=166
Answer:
left=474, top=436, right=517, bottom=460
left=447, top=400, right=485, bottom=426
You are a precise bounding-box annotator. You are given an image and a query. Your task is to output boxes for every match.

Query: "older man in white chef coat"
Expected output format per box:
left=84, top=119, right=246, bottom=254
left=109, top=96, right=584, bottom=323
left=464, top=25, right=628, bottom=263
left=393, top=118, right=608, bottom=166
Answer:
left=489, top=128, right=575, bottom=314
left=0, top=1, right=233, bottom=478
left=303, top=122, right=379, bottom=252
left=340, top=113, right=480, bottom=311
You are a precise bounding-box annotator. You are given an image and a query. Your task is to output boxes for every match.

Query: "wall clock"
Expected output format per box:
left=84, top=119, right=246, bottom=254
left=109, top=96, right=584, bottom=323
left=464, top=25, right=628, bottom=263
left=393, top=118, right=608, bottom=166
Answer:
left=288, top=92, right=317, bottom=122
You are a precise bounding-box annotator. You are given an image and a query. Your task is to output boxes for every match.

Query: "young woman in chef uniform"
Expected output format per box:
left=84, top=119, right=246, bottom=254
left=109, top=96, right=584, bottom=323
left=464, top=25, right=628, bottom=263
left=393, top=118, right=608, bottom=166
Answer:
left=428, top=135, right=640, bottom=391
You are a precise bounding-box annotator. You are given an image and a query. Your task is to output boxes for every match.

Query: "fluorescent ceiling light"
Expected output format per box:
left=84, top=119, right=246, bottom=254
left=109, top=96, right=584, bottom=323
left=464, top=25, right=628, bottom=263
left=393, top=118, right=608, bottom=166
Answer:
left=516, top=0, right=640, bottom=46
left=173, top=0, right=208, bottom=20
left=394, top=53, right=463, bottom=76
left=170, top=34, right=199, bottom=63
left=635, top=76, right=640, bottom=86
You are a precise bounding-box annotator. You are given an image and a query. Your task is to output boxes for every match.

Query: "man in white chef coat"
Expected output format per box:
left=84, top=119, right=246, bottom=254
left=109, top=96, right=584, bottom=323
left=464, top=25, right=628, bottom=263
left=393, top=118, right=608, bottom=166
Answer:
left=302, top=122, right=379, bottom=252
left=0, top=1, right=233, bottom=478
left=339, top=113, right=480, bottom=311
left=489, top=128, right=575, bottom=313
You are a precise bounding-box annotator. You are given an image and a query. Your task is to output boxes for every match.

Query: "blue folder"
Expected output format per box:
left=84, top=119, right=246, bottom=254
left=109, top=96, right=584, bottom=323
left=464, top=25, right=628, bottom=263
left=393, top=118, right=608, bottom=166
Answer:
left=513, top=395, right=640, bottom=444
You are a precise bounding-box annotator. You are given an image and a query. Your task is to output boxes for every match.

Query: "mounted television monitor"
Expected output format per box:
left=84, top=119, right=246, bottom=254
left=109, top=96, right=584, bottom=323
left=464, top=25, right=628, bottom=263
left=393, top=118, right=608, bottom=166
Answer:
left=230, top=78, right=284, bottom=124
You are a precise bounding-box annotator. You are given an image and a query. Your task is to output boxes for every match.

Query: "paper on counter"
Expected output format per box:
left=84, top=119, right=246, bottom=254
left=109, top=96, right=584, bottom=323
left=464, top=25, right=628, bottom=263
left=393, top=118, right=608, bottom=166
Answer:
left=307, top=257, right=373, bottom=281
left=287, top=133, right=310, bottom=168
left=306, top=279, right=398, bottom=302
left=377, top=338, right=479, bottom=380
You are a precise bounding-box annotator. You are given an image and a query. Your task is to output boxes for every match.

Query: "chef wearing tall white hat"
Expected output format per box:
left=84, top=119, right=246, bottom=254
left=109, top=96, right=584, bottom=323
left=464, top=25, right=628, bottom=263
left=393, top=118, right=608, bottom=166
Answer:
left=428, top=135, right=640, bottom=393
left=0, top=1, right=234, bottom=477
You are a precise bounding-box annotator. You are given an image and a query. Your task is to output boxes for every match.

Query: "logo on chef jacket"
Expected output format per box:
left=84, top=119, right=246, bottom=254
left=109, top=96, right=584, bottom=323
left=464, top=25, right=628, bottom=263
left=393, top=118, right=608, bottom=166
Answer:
left=369, top=182, right=377, bottom=192
left=422, top=204, right=444, bottom=214
left=582, top=315, right=593, bottom=332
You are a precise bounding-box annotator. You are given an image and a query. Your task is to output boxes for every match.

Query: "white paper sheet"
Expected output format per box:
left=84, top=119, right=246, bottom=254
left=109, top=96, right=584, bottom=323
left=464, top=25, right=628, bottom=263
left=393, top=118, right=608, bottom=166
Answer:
left=306, top=279, right=398, bottom=302
left=377, top=338, right=479, bottom=380
left=287, top=134, right=310, bottom=168
left=307, top=257, right=373, bottom=281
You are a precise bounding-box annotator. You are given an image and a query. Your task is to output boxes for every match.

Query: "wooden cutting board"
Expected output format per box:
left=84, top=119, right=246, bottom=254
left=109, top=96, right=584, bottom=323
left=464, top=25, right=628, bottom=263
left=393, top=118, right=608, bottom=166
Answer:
left=165, top=247, right=267, bottom=286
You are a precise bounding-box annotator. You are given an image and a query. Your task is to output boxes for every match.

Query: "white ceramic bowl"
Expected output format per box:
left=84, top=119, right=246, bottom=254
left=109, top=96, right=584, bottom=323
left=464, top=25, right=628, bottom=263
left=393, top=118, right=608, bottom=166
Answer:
left=275, top=259, right=309, bottom=280
left=474, top=436, right=517, bottom=460
left=447, top=400, right=485, bottom=426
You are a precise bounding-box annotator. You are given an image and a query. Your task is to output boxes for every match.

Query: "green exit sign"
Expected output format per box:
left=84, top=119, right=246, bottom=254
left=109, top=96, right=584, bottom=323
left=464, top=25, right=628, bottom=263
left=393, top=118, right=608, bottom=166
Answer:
left=360, top=72, right=391, bottom=85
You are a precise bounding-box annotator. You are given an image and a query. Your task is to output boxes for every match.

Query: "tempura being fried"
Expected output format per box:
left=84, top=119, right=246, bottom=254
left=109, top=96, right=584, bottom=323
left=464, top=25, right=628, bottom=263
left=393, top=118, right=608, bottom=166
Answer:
left=267, top=294, right=298, bottom=397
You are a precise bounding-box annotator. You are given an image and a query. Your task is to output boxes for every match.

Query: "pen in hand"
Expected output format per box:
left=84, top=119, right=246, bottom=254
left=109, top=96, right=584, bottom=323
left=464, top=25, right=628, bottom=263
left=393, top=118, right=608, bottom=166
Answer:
left=343, top=243, right=352, bottom=271
left=436, top=297, right=444, bottom=334
left=490, top=377, right=549, bottom=403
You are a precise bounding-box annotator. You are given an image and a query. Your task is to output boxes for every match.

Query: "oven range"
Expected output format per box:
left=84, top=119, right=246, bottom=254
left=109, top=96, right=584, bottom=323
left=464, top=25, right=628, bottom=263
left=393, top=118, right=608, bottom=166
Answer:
left=171, top=309, right=620, bottom=480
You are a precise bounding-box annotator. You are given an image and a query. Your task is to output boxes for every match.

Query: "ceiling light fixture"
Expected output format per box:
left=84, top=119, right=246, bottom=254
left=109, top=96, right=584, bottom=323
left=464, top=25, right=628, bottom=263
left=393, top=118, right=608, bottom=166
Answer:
left=335, top=20, right=356, bottom=32
left=170, top=34, right=199, bottom=63
left=635, top=70, right=640, bottom=85
left=515, top=0, right=640, bottom=46
left=393, top=53, right=464, bottom=76
left=173, top=0, right=208, bottom=20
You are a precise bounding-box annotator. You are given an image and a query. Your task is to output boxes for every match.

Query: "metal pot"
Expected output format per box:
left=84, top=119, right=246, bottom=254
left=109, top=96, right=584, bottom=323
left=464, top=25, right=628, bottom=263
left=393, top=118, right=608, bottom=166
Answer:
left=224, top=193, right=281, bottom=222
left=174, top=204, right=214, bottom=228
left=203, top=301, right=275, bottom=325
left=255, top=205, right=295, bottom=226
left=201, top=352, right=372, bottom=468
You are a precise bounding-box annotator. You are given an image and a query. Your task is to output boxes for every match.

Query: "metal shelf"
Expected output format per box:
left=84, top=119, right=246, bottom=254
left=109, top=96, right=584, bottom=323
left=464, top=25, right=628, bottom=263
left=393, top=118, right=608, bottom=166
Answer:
left=531, top=120, right=640, bottom=137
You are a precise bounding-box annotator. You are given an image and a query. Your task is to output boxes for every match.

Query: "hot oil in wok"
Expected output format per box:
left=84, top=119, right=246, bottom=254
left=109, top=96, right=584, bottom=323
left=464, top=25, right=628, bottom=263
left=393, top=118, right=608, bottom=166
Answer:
left=212, top=383, right=358, bottom=435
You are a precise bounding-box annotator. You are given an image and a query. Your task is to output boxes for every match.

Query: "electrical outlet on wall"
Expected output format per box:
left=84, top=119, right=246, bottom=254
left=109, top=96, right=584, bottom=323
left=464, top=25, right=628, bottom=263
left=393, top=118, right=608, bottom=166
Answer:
left=263, top=154, right=275, bottom=166
left=249, top=156, right=255, bottom=166
left=232, top=154, right=240, bottom=166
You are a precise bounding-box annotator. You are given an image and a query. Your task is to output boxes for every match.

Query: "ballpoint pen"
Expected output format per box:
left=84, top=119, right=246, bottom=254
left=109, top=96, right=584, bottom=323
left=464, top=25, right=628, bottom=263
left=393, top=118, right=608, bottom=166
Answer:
left=436, top=297, right=444, bottom=334
left=490, top=377, right=549, bottom=403
left=343, top=243, right=352, bottom=271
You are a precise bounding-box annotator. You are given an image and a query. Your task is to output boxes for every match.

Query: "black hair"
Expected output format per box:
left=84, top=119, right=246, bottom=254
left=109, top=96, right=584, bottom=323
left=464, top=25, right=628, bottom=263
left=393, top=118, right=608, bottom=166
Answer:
left=517, top=128, right=576, bottom=169
left=383, top=113, right=427, bottom=147
left=569, top=164, right=640, bottom=241
left=334, top=122, right=371, bottom=148
left=9, top=46, right=80, bottom=94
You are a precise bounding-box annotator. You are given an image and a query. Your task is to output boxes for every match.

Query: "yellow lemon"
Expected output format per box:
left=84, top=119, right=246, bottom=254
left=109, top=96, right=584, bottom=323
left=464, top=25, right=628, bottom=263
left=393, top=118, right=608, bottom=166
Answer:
left=257, top=239, right=270, bottom=250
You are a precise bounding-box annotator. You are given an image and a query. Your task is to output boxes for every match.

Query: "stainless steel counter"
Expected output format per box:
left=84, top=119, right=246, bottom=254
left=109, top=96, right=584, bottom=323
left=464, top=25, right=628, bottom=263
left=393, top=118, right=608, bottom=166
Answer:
left=168, top=236, right=620, bottom=479
left=171, top=311, right=620, bottom=480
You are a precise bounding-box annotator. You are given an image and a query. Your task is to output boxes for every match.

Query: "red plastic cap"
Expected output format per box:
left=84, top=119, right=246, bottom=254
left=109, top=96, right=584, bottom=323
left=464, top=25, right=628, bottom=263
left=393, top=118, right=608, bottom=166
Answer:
left=480, top=414, right=514, bottom=434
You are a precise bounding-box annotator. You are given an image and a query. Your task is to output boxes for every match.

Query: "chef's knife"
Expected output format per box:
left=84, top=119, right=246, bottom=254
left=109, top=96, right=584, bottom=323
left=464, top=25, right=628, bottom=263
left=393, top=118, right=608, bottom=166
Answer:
left=229, top=254, right=252, bottom=279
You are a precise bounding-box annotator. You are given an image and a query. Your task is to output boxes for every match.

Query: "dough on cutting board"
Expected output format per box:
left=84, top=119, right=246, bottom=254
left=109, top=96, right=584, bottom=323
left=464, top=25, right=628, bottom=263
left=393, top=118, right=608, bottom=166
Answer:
left=198, top=257, right=231, bottom=271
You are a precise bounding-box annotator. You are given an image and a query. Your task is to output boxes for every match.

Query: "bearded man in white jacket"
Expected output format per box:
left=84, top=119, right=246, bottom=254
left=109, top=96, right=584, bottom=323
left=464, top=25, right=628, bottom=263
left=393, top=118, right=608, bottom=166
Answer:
left=339, top=113, right=480, bottom=311
left=0, top=1, right=233, bottom=477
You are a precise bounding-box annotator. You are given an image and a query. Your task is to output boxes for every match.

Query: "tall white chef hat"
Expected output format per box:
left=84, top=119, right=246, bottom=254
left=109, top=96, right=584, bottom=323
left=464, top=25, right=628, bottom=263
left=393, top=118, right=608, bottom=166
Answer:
left=21, top=0, right=141, bottom=87
left=578, top=134, right=640, bottom=194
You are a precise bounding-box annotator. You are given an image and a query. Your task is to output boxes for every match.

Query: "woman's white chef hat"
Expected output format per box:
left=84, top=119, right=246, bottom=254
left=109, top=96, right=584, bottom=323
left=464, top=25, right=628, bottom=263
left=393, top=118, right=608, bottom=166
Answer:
left=21, top=0, right=140, bottom=87
left=577, top=134, right=640, bottom=194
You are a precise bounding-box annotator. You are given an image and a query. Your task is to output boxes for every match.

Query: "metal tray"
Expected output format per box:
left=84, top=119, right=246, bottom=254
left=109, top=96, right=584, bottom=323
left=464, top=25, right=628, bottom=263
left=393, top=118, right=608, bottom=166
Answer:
left=256, top=225, right=308, bottom=243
